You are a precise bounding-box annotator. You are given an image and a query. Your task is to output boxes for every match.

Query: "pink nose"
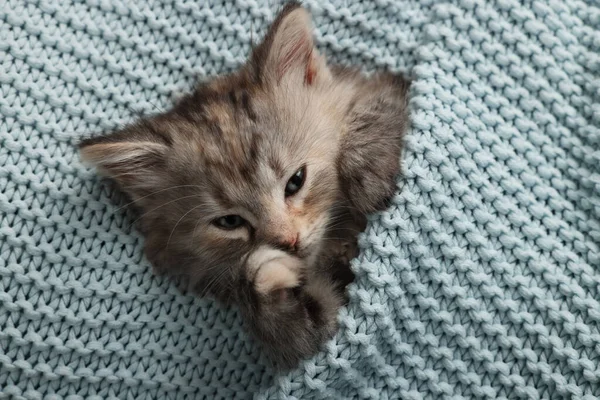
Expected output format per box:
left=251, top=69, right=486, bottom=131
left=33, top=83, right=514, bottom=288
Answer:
left=281, top=234, right=299, bottom=252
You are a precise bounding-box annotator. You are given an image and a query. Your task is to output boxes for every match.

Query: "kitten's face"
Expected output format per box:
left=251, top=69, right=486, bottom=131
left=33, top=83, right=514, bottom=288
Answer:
left=79, top=3, right=352, bottom=288
left=80, top=3, right=409, bottom=366
left=160, top=72, right=343, bottom=265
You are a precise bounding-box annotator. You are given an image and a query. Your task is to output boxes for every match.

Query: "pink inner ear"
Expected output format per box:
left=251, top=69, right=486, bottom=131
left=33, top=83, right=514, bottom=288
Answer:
left=276, top=35, right=312, bottom=83
left=305, top=50, right=317, bottom=85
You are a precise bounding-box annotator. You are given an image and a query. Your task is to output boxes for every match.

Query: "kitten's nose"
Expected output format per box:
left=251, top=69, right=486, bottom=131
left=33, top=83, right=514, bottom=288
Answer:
left=276, top=234, right=299, bottom=253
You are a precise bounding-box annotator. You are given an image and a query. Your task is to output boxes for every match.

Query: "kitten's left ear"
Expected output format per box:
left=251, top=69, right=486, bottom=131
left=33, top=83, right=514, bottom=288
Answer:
left=78, top=122, right=171, bottom=200
left=250, top=2, right=330, bottom=86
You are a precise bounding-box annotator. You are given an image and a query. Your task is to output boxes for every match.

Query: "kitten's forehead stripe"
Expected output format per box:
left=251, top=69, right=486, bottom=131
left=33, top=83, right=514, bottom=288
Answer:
left=225, top=87, right=258, bottom=124
left=249, top=130, right=261, bottom=162
left=179, top=78, right=273, bottom=206
left=239, top=131, right=262, bottom=185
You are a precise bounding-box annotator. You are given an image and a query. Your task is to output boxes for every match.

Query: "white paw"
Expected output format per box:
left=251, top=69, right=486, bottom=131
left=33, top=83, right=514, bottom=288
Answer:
left=247, top=246, right=303, bottom=295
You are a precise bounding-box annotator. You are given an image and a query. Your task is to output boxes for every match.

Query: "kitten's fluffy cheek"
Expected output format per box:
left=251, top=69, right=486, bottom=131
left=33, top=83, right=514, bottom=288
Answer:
left=296, top=214, right=328, bottom=260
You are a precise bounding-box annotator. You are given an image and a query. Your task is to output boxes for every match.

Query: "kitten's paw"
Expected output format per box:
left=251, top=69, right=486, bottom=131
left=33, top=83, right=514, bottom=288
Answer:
left=254, top=250, right=304, bottom=296
left=240, top=247, right=343, bottom=368
left=248, top=247, right=304, bottom=297
left=257, top=277, right=342, bottom=368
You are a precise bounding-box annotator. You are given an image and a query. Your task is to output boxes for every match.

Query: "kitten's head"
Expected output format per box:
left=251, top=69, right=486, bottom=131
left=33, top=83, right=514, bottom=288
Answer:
left=80, top=3, right=348, bottom=290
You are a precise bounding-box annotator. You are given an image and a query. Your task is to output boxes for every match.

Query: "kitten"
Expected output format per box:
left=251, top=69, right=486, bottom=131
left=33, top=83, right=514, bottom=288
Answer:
left=79, top=2, right=410, bottom=368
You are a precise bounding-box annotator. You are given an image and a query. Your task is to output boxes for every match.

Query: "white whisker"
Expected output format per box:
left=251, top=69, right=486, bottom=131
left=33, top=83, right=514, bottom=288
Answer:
left=166, top=204, right=205, bottom=252
left=126, top=194, right=204, bottom=229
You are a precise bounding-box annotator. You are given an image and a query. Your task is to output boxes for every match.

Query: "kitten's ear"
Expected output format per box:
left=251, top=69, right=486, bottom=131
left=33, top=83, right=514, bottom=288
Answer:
left=250, top=2, right=330, bottom=86
left=79, top=123, right=170, bottom=198
left=338, top=75, right=410, bottom=214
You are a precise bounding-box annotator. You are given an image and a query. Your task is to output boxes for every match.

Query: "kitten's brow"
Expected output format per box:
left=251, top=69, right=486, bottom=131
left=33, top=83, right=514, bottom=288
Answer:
left=268, top=156, right=284, bottom=178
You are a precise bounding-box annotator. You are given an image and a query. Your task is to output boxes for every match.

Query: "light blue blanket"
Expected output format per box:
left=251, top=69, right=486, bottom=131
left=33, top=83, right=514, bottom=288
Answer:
left=1, top=0, right=599, bottom=398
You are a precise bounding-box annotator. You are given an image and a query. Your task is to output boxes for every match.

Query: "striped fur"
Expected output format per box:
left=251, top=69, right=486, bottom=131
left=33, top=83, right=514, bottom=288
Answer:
left=79, top=2, right=409, bottom=367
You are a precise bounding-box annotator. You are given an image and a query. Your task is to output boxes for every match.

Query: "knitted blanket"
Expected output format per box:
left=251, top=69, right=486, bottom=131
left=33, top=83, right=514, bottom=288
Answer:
left=1, top=0, right=599, bottom=398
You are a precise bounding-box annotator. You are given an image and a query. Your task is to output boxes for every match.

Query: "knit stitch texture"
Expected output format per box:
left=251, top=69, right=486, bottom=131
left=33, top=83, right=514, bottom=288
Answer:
left=1, top=0, right=600, bottom=399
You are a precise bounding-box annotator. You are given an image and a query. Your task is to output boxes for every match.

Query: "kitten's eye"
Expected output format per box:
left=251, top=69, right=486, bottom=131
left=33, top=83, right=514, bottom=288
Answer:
left=213, top=215, right=246, bottom=230
left=285, top=166, right=306, bottom=197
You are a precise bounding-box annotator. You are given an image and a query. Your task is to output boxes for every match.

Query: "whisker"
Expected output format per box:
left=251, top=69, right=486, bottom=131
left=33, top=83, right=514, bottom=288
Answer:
left=166, top=205, right=205, bottom=252
left=315, top=224, right=362, bottom=235
left=324, top=221, right=361, bottom=230
left=108, top=184, right=204, bottom=214
left=126, top=194, right=204, bottom=229
left=320, top=236, right=357, bottom=241
left=200, top=266, right=232, bottom=298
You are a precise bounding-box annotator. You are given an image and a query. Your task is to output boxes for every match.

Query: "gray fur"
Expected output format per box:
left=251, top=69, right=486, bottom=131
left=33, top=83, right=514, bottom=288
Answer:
left=79, top=2, right=410, bottom=368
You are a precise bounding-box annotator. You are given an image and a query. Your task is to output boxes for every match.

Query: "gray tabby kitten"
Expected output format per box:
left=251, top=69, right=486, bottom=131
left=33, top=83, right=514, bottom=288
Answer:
left=79, top=2, right=409, bottom=368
